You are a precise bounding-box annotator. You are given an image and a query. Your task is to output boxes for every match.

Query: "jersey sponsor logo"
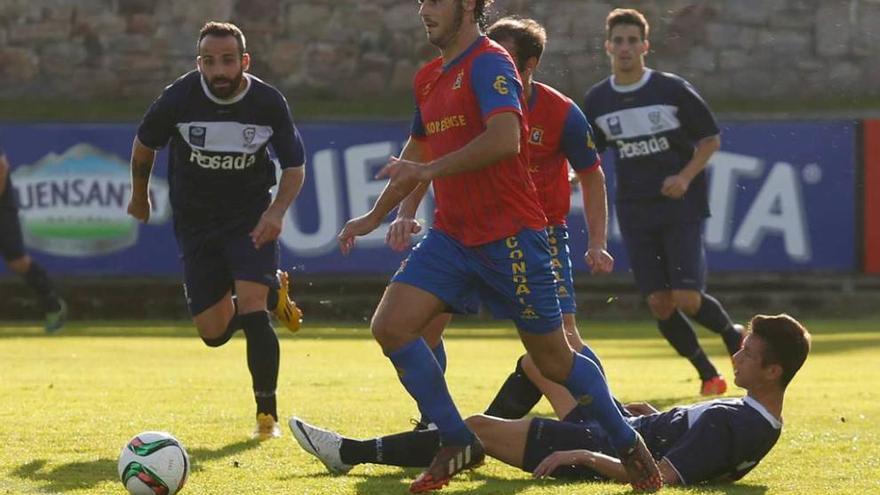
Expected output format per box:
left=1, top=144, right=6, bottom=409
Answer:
left=615, top=136, right=671, bottom=158
left=493, top=75, right=509, bottom=95
left=424, top=114, right=467, bottom=136
left=188, top=148, right=257, bottom=170
left=452, top=70, right=464, bottom=90
left=607, top=116, right=623, bottom=136
left=189, top=126, right=206, bottom=147
left=529, top=126, right=544, bottom=145
left=586, top=132, right=596, bottom=150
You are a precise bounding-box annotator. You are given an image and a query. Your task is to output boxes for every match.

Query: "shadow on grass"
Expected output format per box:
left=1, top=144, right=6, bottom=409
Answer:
left=8, top=439, right=259, bottom=492
left=281, top=467, right=769, bottom=494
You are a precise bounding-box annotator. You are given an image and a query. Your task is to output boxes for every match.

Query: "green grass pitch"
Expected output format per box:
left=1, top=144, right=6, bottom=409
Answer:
left=1, top=319, right=878, bottom=494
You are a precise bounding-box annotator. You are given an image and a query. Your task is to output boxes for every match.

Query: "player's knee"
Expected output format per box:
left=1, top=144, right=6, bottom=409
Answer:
left=464, top=414, right=491, bottom=433
left=561, top=316, right=583, bottom=349
left=647, top=292, right=675, bottom=319
left=370, top=314, right=403, bottom=350
left=236, top=294, right=266, bottom=315
left=7, top=256, right=31, bottom=274
left=672, top=290, right=701, bottom=315
left=194, top=320, right=228, bottom=343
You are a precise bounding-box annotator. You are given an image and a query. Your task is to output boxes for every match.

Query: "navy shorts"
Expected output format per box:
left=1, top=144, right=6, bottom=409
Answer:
left=392, top=228, right=562, bottom=334
left=0, top=206, right=26, bottom=262
left=522, top=416, right=615, bottom=480
left=617, top=207, right=706, bottom=296
left=547, top=225, right=576, bottom=314
left=179, top=231, right=279, bottom=316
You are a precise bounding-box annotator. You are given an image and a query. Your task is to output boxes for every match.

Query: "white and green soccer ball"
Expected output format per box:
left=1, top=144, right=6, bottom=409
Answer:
left=118, top=431, right=190, bottom=495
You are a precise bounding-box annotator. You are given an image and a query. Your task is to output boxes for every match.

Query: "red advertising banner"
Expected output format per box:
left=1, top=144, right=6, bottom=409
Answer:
left=866, top=120, right=880, bottom=274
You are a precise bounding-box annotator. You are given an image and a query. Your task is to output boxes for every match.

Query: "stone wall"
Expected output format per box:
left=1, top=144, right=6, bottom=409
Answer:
left=1, top=0, right=878, bottom=104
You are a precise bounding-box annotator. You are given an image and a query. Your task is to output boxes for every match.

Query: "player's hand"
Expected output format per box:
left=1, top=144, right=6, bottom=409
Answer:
left=338, top=213, right=381, bottom=256
left=127, top=196, right=151, bottom=223
left=250, top=207, right=285, bottom=249
left=624, top=402, right=659, bottom=416
left=376, top=156, right=429, bottom=196
left=585, top=247, right=614, bottom=275
left=385, top=217, right=422, bottom=252
left=661, top=174, right=690, bottom=199
left=533, top=450, right=589, bottom=478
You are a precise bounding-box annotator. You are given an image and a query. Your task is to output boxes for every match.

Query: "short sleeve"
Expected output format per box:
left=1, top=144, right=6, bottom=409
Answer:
left=136, top=85, right=179, bottom=150
left=561, top=102, right=601, bottom=173
left=676, top=80, right=719, bottom=142
left=469, top=52, right=523, bottom=122
left=269, top=93, right=305, bottom=169
left=411, top=106, right=427, bottom=139
left=581, top=93, right=608, bottom=153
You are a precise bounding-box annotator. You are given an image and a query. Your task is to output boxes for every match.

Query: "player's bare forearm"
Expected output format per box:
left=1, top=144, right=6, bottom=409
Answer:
left=679, top=134, right=721, bottom=182
left=267, top=166, right=305, bottom=215
left=533, top=449, right=628, bottom=482
left=579, top=167, right=609, bottom=249
left=129, top=137, right=156, bottom=199
left=424, top=112, right=520, bottom=179
left=396, top=138, right=430, bottom=219
left=0, top=154, right=9, bottom=198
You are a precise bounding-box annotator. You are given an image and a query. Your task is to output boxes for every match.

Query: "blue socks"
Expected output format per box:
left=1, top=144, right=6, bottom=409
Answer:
left=388, top=339, right=473, bottom=446
left=563, top=352, right=636, bottom=452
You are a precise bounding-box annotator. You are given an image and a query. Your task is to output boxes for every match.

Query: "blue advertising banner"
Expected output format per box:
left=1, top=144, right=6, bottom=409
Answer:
left=0, top=120, right=856, bottom=277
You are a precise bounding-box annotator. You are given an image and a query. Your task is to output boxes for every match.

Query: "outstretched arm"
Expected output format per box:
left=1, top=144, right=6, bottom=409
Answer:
left=127, top=137, right=157, bottom=223
left=577, top=167, right=613, bottom=274
left=338, top=137, right=428, bottom=255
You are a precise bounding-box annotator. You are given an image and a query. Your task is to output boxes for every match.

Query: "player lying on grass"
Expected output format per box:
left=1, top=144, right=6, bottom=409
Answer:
left=291, top=314, right=809, bottom=488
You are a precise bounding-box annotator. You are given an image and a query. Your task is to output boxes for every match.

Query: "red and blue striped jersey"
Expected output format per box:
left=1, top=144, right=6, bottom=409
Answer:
left=411, top=37, right=546, bottom=247
left=527, top=82, right=601, bottom=226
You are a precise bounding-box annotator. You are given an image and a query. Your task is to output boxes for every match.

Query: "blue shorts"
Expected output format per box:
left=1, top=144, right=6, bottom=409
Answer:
left=0, top=206, right=25, bottom=262
left=547, top=225, right=576, bottom=314
left=522, top=416, right=615, bottom=480
left=392, top=228, right=562, bottom=334
left=617, top=207, right=706, bottom=296
left=179, top=231, right=279, bottom=316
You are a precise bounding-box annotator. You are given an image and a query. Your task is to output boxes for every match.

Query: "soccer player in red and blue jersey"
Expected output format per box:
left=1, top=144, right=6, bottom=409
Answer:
left=330, top=1, right=659, bottom=492
left=385, top=16, right=617, bottom=422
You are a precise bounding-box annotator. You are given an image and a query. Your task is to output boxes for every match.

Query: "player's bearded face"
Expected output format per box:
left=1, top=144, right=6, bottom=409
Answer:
left=421, top=0, right=464, bottom=48
left=206, top=67, right=244, bottom=99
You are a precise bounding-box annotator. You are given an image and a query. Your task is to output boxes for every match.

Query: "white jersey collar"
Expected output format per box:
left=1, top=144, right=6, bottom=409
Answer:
left=199, top=72, right=252, bottom=105
left=610, top=68, right=653, bottom=93
left=744, top=396, right=783, bottom=430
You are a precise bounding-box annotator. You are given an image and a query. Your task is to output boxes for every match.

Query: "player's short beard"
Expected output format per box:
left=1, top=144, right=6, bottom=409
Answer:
left=430, top=1, right=464, bottom=49
left=205, top=69, right=244, bottom=99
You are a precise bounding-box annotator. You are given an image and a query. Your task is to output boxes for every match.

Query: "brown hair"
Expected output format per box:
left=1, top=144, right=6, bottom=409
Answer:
left=475, top=0, right=495, bottom=30
left=749, top=314, right=811, bottom=388
left=606, top=8, right=649, bottom=40
left=198, top=21, right=247, bottom=56
left=487, top=16, right=547, bottom=69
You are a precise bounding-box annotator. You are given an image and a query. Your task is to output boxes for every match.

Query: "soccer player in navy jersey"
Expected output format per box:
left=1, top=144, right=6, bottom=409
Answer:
left=582, top=8, right=744, bottom=396
left=290, top=313, right=810, bottom=487
left=330, top=1, right=659, bottom=492
left=127, top=22, right=305, bottom=439
left=384, top=16, right=616, bottom=423
left=0, top=147, right=67, bottom=332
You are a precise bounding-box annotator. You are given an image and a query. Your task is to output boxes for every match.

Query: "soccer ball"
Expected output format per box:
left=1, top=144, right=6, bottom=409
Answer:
left=118, top=431, right=190, bottom=495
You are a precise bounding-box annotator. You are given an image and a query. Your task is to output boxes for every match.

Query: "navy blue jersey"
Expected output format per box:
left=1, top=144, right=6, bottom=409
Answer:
left=582, top=69, right=718, bottom=220
left=137, top=71, right=305, bottom=237
left=629, top=396, right=782, bottom=484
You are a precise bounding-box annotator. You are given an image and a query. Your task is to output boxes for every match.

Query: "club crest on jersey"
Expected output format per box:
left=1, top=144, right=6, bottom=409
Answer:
left=648, top=110, right=664, bottom=131
left=529, top=126, right=544, bottom=145
left=243, top=126, right=256, bottom=146
left=493, top=75, right=509, bottom=95
left=189, top=126, right=206, bottom=147
left=452, top=70, right=464, bottom=90
left=607, top=116, right=623, bottom=136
